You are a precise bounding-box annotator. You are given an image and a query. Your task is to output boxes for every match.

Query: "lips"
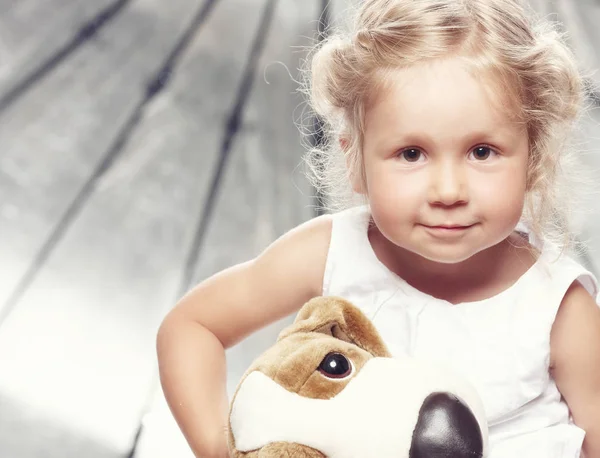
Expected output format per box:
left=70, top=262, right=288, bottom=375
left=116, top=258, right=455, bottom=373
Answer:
left=420, top=224, right=476, bottom=236
left=424, top=224, right=474, bottom=229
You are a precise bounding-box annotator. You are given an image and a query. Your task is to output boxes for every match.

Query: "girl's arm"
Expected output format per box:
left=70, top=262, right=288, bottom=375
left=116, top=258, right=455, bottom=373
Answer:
left=551, top=282, right=600, bottom=458
left=157, top=215, right=332, bottom=457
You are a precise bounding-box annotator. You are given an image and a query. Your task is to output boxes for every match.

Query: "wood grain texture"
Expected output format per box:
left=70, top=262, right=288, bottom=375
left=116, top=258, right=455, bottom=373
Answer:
left=0, top=392, right=120, bottom=458
left=134, top=0, right=320, bottom=456
left=0, top=0, right=240, bottom=455
left=554, top=0, right=600, bottom=94
left=0, top=0, right=202, bottom=314
left=0, top=0, right=116, bottom=99
left=191, top=0, right=318, bottom=397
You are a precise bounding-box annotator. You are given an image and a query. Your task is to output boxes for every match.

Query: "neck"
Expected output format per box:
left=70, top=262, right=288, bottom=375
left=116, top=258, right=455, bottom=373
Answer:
left=369, top=227, right=534, bottom=303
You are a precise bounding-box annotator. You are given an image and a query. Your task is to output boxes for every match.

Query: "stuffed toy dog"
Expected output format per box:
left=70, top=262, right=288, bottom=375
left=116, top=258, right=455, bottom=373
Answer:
left=228, top=296, right=488, bottom=457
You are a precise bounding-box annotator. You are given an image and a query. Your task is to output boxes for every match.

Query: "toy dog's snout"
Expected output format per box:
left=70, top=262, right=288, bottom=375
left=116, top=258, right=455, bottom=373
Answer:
left=229, top=357, right=488, bottom=457
left=227, top=297, right=489, bottom=457
left=410, top=392, right=484, bottom=458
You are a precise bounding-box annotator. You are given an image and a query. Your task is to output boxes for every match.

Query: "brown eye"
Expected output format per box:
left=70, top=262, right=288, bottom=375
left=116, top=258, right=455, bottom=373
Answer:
left=469, top=146, right=497, bottom=161
left=318, top=353, right=353, bottom=379
left=400, top=148, right=423, bottom=162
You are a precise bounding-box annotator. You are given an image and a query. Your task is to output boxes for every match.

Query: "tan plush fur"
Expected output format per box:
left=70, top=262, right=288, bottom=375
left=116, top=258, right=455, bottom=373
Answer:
left=228, top=296, right=391, bottom=456
left=235, top=442, right=326, bottom=457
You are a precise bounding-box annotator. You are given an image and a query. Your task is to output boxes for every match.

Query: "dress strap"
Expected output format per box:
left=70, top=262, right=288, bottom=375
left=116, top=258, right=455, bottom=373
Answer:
left=322, top=205, right=371, bottom=296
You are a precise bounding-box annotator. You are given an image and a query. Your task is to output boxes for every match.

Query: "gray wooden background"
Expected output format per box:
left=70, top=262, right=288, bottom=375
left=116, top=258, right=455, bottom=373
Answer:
left=0, top=0, right=598, bottom=457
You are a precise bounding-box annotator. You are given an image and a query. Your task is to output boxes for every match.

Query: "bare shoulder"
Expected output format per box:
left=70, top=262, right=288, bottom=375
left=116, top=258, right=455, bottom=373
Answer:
left=253, top=212, right=333, bottom=293
left=550, top=281, right=600, bottom=449
left=550, top=281, right=600, bottom=368
left=170, top=213, right=333, bottom=348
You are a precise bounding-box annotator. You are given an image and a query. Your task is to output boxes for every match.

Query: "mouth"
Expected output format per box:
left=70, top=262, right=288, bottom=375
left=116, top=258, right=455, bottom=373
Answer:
left=421, top=224, right=476, bottom=234
left=429, top=225, right=472, bottom=230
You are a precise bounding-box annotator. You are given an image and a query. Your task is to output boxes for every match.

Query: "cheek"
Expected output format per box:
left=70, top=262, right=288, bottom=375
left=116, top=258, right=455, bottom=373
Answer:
left=366, top=164, right=425, bottom=207
left=472, top=170, right=526, bottom=219
left=366, top=165, right=426, bottom=230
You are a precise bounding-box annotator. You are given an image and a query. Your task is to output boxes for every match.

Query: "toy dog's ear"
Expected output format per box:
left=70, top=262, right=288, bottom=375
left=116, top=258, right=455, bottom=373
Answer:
left=278, top=296, right=390, bottom=357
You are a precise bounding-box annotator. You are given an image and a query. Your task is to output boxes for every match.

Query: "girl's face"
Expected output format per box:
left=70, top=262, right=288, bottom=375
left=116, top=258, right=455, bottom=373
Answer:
left=359, top=58, right=529, bottom=264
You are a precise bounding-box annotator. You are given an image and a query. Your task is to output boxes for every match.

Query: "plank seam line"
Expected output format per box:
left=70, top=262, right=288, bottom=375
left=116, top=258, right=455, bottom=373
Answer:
left=0, top=0, right=220, bottom=329
left=177, top=0, right=279, bottom=298
left=125, top=1, right=279, bottom=456
left=0, top=0, right=130, bottom=114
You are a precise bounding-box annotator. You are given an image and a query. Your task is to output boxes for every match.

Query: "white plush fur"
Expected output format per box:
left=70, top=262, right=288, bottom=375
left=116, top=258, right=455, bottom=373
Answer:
left=230, top=357, right=488, bottom=457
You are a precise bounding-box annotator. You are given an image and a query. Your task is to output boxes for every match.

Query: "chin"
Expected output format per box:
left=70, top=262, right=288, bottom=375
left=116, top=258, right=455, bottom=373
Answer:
left=414, top=247, right=483, bottom=265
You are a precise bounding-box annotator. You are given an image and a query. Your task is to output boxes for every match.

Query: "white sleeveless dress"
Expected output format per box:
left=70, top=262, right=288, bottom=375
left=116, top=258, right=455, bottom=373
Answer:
left=322, top=205, right=598, bottom=457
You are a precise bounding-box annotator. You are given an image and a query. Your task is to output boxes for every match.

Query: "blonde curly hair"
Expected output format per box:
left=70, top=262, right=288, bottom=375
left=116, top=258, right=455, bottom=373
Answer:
left=302, top=0, right=593, bottom=253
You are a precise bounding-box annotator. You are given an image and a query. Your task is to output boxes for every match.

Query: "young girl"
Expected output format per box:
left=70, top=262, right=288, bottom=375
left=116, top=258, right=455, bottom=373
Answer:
left=157, top=0, right=600, bottom=456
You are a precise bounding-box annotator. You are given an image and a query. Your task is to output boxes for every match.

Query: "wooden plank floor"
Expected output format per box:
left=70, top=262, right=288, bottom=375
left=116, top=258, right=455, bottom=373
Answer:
left=0, top=0, right=321, bottom=456
left=553, top=0, right=600, bottom=95
left=0, top=0, right=118, bottom=104
left=133, top=1, right=320, bottom=454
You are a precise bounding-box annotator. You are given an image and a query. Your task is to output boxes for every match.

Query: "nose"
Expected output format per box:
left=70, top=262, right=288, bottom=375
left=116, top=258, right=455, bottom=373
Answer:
left=428, top=162, right=468, bottom=206
left=409, top=392, right=484, bottom=458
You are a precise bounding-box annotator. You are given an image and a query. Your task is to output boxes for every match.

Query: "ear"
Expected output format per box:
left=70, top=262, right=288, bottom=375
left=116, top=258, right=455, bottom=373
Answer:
left=278, top=296, right=390, bottom=357
left=340, top=136, right=366, bottom=195
left=339, top=136, right=350, bottom=153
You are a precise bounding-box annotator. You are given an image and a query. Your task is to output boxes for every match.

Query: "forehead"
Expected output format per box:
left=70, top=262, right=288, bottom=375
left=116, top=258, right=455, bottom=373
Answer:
left=364, top=58, right=524, bottom=145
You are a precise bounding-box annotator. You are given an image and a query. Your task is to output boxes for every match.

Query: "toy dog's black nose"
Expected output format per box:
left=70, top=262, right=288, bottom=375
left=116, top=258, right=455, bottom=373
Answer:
left=409, top=392, right=484, bottom=458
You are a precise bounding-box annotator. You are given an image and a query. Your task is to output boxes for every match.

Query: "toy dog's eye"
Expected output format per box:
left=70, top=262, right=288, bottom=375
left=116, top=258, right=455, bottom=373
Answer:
left=318, top=352, right=353, bottom=379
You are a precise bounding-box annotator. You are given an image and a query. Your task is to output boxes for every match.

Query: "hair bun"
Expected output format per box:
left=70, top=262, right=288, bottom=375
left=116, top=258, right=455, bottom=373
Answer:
left=310, top=37, right=356, bottom=119
left=355, top=29, right=375, bottom=50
